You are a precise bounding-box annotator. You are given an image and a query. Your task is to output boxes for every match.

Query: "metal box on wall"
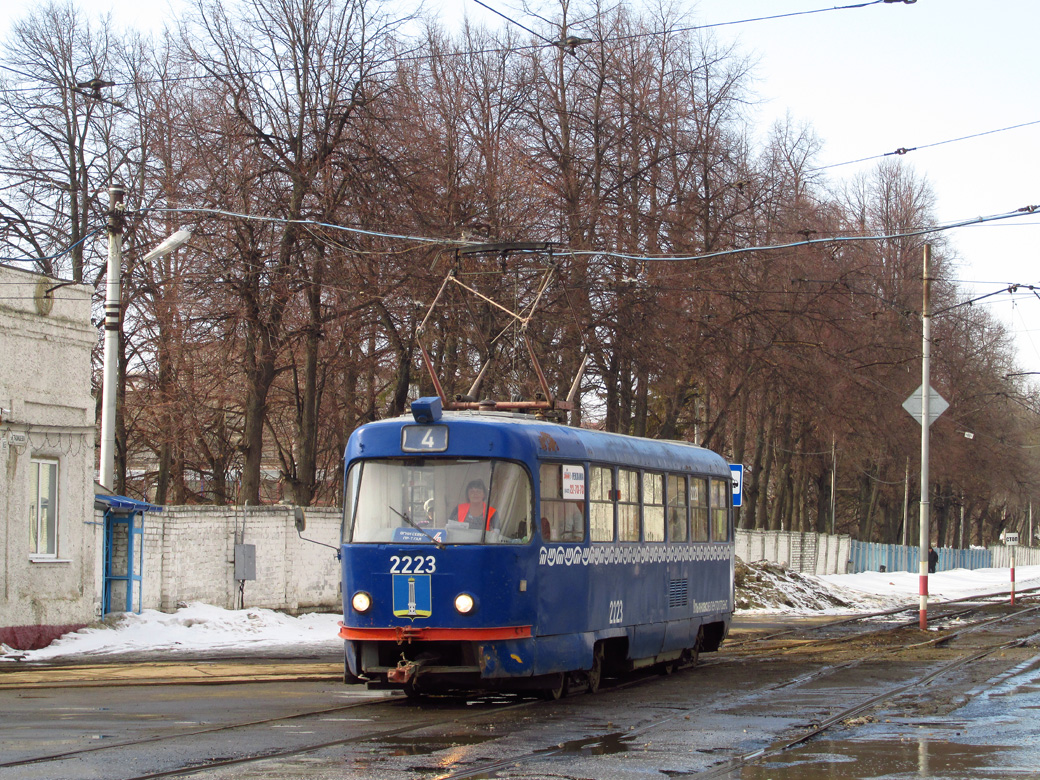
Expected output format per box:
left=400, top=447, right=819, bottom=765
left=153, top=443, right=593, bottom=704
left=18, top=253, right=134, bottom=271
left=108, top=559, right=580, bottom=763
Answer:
left=234, top=544, right=256, bottom=581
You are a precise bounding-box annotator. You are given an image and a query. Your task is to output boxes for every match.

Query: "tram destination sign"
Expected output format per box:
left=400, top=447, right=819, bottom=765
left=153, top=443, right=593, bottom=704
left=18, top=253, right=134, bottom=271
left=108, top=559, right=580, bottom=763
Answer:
left=401, top=425, right=449, bottom=452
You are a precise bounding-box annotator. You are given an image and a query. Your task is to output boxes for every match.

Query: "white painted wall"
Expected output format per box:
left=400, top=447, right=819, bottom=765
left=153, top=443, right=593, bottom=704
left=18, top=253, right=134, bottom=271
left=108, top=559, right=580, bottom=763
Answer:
left=0, top=264, right=98, bottom=641
left=131, top=505, right=343, bottom=613
left=736, top=530, right=853, bottom=575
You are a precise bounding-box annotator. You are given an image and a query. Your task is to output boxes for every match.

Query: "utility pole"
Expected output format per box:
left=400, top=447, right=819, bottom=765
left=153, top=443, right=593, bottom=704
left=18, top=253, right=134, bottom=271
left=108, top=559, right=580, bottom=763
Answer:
left=919, top=243, right=932, bottom=631
left=902, top=457, right=910, bottom=547
left=830, top=434, right=836, bottom=535
left=99, top=185, right=125, bottom=491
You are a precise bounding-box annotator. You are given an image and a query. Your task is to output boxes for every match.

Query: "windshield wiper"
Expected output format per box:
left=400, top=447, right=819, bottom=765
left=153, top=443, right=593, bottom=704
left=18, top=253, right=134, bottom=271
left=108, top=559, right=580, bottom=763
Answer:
left=389, top=505, right=445, bottom=549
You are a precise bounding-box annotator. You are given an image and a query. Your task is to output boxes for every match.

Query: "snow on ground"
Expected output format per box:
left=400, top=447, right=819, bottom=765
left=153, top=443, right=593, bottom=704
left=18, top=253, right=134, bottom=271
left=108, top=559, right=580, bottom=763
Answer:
left=3, top=561, right=1036, bottom=663
left=1, top=604, right=345, bottom=662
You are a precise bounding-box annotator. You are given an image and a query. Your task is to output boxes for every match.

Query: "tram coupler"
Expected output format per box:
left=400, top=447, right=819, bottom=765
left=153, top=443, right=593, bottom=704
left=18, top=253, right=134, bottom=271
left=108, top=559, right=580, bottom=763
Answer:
left=387, top=658, right=420, bottom=684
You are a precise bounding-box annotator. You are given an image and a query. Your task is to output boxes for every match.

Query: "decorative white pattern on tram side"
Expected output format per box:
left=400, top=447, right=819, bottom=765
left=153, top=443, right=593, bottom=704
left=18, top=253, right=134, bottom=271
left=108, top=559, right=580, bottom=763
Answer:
left=691, top=599, right=730, bottom=613
left=538, top=543, right=733, bottom=567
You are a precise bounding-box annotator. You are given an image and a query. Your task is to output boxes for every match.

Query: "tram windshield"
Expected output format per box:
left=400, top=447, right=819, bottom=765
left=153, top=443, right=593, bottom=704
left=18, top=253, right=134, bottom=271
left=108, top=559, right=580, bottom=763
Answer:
left=345, top=458, right=532, bottom=545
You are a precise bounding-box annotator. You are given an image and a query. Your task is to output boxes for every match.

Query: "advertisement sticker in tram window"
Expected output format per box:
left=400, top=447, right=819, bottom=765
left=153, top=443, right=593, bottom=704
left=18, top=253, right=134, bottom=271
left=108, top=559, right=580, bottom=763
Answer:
left=401, top=425, right=448, bottom=452
left=392, top=573, right=432, bottom=619
left=562, top=464, right=585, bottom=498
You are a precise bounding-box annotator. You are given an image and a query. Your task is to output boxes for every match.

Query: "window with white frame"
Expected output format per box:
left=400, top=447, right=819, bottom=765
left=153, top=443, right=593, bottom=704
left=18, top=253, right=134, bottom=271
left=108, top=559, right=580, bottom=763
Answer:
left=30, top=458, right=58, bottom=557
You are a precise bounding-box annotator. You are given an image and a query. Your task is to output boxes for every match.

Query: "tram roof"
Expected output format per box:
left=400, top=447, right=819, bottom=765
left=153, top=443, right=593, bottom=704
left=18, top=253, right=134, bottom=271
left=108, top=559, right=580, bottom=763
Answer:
left=347, top=409, right=731, bottom=477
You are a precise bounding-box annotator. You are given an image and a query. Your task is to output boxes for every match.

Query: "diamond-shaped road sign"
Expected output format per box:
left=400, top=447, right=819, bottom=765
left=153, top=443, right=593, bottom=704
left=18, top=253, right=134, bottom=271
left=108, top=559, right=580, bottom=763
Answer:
left=902, top=384, right=949, bottom=427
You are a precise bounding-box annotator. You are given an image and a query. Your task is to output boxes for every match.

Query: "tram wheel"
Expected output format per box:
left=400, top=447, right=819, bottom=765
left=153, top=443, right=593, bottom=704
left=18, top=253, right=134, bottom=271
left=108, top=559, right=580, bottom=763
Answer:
left=655, top=657, right=680, bottom=675
left=586, top=645, right=604, bottom=694
left=404, top=680, right=423, bottom=699
left=538, top=673, right=569, bottom=701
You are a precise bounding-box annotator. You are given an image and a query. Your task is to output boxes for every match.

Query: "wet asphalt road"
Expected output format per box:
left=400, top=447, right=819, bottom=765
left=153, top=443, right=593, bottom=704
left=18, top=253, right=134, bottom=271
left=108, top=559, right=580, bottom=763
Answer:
left=2, top=615, right=1040, bottom=779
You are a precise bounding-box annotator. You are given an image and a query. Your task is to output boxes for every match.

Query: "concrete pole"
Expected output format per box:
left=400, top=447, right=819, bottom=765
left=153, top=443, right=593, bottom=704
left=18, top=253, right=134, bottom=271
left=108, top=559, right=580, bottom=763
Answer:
left=959, top=500, right=965, bottom=551
left=99, top=186, right=125, bottom=491
left=919, top=243, right=932, bottom=630
left=830, top=434, right=836, bottom=535
left=1011, top=541, right=1016, bottom=606
left=902, top=457, right=910, bottom=547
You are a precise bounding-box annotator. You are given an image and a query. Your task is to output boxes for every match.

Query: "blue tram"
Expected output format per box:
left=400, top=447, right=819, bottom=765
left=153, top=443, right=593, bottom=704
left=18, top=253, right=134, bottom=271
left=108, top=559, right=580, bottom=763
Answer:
left=338, top=397, right=734, bottom=697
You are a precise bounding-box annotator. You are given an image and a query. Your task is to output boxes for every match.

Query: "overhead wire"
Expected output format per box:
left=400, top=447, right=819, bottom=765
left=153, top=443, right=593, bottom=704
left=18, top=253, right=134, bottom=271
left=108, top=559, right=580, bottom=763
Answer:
left=810, top=118, right=1040, bottom=172
left=4, top=204, right=1040, bottom=301
left=0, top=225, right=107, bottom=265
left=0, top=0, right=910, bottom=94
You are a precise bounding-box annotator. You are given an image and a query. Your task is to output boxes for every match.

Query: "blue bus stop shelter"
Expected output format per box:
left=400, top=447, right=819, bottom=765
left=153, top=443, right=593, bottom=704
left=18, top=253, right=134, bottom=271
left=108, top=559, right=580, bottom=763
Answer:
left=94, top=494, right=162, bottom=615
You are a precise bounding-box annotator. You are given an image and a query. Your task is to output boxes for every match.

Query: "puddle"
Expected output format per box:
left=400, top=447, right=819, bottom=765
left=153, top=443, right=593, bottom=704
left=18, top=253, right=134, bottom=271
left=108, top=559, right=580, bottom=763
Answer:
left=738, top=737, right=1009, bottom=779
left=373, top=733, right=495, bottom=756
left=554, top=731, right=635, bottom=756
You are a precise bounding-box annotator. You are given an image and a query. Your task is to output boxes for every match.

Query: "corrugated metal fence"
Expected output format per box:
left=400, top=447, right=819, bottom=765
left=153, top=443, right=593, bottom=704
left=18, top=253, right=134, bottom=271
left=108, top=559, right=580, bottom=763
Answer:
left=847, top=542, right=990, bottom=574
left=736, top=529, right=1030, bottom=575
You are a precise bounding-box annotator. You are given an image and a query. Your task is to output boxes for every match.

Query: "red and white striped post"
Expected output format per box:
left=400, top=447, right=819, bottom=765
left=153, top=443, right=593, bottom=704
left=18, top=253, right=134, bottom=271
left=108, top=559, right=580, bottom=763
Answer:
left=918, top=245, right=932, bottom=631
left=1008, top=532, right=1018, bottom=606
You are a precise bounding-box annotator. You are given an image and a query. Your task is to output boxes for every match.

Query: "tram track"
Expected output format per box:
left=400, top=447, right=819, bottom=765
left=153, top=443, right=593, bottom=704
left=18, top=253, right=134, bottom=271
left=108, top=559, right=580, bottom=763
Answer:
left=429, top=601, right=1040, bottom=779
left=0, top=697, right=388, bottom=770
left=688, top=612, right=1040, bottom=778
left=5, top=597, right=1039, bottom=779
left=725, top=588, right=1040, bottom=659
left=0, top=681, right=553, bottom=778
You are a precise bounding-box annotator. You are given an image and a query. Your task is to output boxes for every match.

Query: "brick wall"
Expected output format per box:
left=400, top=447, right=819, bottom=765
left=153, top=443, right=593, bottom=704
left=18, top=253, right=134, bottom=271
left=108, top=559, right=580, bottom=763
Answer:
left=127, top=505, right=342, bottom=614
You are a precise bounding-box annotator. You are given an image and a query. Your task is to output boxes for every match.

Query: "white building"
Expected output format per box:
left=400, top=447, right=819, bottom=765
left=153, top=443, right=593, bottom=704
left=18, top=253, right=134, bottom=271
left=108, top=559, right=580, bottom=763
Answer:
left=0, top=264, right=98, bottom=649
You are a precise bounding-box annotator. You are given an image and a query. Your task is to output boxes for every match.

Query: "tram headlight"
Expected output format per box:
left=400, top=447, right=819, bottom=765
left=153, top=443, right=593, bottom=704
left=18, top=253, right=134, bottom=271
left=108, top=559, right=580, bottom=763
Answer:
left=454, top=593, right=476, bottom=615
left=351, top=591, right=372, bottom=613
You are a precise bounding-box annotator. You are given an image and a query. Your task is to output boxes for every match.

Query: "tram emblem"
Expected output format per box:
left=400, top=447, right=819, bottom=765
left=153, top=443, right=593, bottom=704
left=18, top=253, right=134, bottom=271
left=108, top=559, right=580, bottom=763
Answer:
left=392, top=574, right=432, bottom=620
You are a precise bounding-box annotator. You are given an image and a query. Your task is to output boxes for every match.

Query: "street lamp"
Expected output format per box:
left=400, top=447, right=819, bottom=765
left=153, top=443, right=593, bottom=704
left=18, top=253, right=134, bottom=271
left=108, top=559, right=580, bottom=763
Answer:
left=99, top=186, right=191, bottom=491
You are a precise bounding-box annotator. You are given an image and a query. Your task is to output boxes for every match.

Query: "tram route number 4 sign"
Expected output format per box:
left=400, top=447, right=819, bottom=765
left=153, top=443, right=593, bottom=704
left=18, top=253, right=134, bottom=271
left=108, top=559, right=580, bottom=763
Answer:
left=730, top=464, right=743, bottom=508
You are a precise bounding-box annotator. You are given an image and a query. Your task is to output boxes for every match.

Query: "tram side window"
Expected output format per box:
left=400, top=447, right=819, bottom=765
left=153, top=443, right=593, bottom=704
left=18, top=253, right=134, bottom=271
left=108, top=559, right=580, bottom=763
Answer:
left=643, top=472, right=665, bottom=542
left=710, top=478, right=730, bottom=542
left=539, top=463, right=585, bottom=542
left=618, top=469, right=640, bottom=542
left=691, top=477, right=709, bottom=542
left=667, top=474, right=688, bottom=542
left=342, top=463, right=361, bottom=544
left=589, top=466, right=614, bottom=542
left=488, top=462, right=534, bottom=544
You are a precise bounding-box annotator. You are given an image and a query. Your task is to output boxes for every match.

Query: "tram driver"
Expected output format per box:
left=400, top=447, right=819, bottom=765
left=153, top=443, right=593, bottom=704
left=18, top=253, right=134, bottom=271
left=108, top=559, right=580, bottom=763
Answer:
left=452, top=479, right=496, bottom=529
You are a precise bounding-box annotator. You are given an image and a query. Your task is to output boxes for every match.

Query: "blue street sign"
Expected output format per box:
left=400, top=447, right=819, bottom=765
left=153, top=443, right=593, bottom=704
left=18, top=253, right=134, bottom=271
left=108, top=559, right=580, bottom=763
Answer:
left=730, top=464, right=744, bottom=508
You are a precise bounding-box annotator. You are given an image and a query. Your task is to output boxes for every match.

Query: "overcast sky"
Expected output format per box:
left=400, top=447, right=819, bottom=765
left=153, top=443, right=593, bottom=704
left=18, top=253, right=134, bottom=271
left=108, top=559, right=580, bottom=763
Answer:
left=3, top=0, right=1039, bottom=375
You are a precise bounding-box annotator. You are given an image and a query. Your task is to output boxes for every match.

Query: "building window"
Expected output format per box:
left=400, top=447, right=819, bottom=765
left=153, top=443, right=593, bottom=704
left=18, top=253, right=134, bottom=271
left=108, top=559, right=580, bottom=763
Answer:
left=30, top=458, right=58, bottom=557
